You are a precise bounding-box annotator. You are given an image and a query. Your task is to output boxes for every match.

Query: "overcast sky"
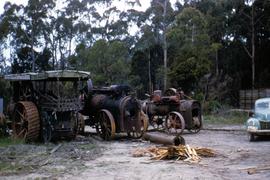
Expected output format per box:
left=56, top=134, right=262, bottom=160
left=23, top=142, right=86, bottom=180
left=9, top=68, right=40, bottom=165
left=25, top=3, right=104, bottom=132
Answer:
left=0, top=0, right=178, bottom=60
left=0, top=0, right=152, bottom=15
left=0, top=0, right=153, bottom=60
left=0, top=0, right=27, bottom=14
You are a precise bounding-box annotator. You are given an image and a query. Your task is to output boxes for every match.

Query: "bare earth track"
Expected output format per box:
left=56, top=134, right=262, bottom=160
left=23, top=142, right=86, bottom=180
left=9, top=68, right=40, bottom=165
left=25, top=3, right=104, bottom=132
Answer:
left=1, top=126, right=270, bottom=180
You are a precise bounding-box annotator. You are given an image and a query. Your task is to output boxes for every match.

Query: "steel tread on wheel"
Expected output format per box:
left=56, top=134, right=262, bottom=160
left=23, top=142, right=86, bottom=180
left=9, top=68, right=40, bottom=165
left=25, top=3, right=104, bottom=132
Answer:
left=12, top=101, right=40, bottom=142
left=128, top=111, right=148, bottom=139
left=165, top=111, right=185, bottom=135
left=96, top=109, right=116, bottom=140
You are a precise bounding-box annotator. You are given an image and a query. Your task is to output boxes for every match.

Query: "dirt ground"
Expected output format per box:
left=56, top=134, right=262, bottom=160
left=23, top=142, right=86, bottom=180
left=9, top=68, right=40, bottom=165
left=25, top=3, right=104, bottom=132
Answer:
left=1, top=125, right=270, bottom=180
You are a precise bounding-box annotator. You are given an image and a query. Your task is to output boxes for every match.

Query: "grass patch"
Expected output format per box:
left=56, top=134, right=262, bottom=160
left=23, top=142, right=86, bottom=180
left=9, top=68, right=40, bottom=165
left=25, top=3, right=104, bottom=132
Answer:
left=78, top=143, right=96, bottom=150
left=204, top=111, right=248, bottom=125
left=0, top=137, right=24, bottom=147
left=0, top=162, right=36, bottom=175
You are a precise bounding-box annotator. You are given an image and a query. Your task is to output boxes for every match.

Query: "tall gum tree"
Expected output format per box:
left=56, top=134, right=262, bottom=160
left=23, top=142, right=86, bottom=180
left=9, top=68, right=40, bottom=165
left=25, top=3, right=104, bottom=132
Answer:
left=167, top=7, right=212, bottom=91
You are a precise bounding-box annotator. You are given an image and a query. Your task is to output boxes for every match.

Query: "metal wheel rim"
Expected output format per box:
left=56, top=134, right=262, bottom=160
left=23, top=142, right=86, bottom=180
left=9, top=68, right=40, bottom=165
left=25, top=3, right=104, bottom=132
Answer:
left=12, top=101, right=40, bottom=142
left=128, top=111, right=148, bottom=139
left=165, top=111, right=185, bottom=135
left=189, top=116, right=202, bottom=133
left=96, top=109, right=116, bottom=140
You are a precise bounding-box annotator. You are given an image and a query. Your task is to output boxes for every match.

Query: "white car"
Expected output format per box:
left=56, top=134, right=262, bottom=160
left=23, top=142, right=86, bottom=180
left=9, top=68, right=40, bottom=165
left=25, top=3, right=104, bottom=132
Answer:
left=246, top=98, right=270, bottom=141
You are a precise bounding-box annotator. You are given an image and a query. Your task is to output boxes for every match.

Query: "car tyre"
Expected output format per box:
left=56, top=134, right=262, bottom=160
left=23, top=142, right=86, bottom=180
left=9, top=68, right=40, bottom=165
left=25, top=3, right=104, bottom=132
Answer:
left=249, top=133, right=256, bottom=142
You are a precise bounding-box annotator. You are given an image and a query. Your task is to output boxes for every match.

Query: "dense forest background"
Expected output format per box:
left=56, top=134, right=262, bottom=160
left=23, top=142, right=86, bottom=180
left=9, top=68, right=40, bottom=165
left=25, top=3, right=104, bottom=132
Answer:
left=0, top=0, right=270, bottom=108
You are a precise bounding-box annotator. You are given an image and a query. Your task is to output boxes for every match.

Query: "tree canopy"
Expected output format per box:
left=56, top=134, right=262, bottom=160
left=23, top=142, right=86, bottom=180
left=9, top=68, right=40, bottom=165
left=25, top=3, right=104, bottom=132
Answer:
left=1, top=0, right=270, bottom=105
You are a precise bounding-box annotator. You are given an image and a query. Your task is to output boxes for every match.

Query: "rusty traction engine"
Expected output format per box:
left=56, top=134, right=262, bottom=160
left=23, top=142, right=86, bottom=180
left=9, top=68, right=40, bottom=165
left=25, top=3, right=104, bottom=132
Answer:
left=81, top=85, right=148, bottom=140
left=142, top=88, right=202, bottom=134
left=4, top=70, right=89, bottom=142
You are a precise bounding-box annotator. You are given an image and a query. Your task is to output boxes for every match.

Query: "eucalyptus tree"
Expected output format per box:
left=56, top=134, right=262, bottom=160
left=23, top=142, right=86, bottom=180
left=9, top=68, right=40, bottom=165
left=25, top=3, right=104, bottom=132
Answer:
left=146, top=0, right=175, bottom=90
left=0, top=46, right=6, bottom=74
left=23, top=0, right=56, bottom=71
left=167, top=7, right=212, bottom=91
left=75, top=39, right=130, bottom=85
left=132, top=24, right=163, bottom=93
left=129, top=0, right=175, bottom=92
left=0, top=0, right=55, bottom=72
left=0, top=3, right=26, bottom=70
left=238, top=0, right=265, bottom=89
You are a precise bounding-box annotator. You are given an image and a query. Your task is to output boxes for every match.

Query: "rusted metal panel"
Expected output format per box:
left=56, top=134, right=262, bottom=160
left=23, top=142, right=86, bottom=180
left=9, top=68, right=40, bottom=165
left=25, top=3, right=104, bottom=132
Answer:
left=5, top=70, right=90, bottom=142
left=4, top=74, right=32, bottom=81
left=87, top=93, right=141, bottom=132
left=142, top=88, right=202, bottom=134
left=4, top=70, right=90, bottom=81
left=82, top=85, right=147, bottom=140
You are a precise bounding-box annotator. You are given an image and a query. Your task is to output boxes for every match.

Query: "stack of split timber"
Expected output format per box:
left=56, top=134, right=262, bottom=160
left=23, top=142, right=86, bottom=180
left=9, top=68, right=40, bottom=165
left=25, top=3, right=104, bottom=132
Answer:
left=239, top=89, right=270, bottom=110
left=132, top=145, right=216, bottom=163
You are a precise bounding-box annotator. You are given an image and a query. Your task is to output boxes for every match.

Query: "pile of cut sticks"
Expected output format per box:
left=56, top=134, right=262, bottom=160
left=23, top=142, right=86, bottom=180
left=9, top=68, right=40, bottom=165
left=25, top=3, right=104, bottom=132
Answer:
left=133, top=145, right=216, bottom=163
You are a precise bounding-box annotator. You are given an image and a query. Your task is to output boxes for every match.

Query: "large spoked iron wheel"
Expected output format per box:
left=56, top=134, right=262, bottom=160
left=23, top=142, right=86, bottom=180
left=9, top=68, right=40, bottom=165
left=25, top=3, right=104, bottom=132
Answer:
left=96, top=109, right=116, bottom=140
left=127, top=111, right=148, bottom=139
left=165, top=111, right=185, bottom=135
left=12, top=101, right=40, bottom=142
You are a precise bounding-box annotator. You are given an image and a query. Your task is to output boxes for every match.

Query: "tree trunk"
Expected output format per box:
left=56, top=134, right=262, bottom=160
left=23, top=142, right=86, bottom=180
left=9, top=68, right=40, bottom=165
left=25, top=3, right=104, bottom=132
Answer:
left=69, top=35, right=72, bottom=58
left=164, top=41, right=167, bottom=91
left=31, top=26, right=36, bottom=72
left=163, top=0, right=168, bottom=91
left=59, top=38, right=64, bottom=70
left=215, top=50, right=219, bottom=75
left=52, top=36, right=56, bottom=69
left=148, top=49, right=152, bottom=94
left=191, top=24, right=195, bottom=43
left=251, top=5, right=255, bottom=90
left=242, top=2, right=256, bottom=90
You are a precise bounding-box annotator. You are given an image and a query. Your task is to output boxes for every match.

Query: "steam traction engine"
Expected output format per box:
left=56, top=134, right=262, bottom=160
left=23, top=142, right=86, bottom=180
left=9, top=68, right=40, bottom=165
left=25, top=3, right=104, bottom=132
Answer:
left=81, top=85, right=148, bottom=140
left=142, top=88, right=202, bottom=134
left=4, top=70, right=90, bottom=142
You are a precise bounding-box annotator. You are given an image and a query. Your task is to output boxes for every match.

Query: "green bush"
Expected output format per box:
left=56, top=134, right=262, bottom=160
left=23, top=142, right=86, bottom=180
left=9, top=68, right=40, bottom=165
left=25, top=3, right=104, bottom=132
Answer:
left=203, top=100, right=222, bottom=114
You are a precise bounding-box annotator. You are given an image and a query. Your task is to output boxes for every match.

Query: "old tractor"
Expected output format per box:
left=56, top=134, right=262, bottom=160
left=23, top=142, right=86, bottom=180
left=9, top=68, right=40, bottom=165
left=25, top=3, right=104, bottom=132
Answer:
left=81, top=85, right=148, bottom=140
left=4, top=70, right=90, bottom=142
left=142, top=88, right=202, bottom=134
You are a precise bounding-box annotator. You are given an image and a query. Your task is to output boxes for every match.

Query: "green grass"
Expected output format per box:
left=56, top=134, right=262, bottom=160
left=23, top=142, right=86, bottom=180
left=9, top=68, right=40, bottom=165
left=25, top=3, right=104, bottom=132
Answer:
left=0, top=137, right=24, bottom=147
left=78, top=143, right=96, bottom=150
left=0, top=162, right=38, bottom=175
left=204, top=111, right=248, bottom=125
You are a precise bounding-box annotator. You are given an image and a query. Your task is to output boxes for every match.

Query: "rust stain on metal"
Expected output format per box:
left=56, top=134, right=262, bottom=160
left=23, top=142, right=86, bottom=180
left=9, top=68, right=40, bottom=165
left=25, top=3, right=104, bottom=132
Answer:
left=83, top=85, right=148, bottom=140
left=142, top=88, right=202, bottom=134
